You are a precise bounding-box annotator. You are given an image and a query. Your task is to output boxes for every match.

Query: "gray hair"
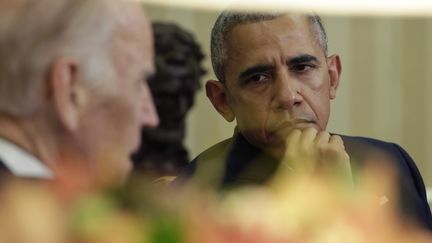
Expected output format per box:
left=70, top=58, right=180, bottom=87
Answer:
left=0, top=0, right=125, bottom=117
left=210, top=11, right=328, bottom=83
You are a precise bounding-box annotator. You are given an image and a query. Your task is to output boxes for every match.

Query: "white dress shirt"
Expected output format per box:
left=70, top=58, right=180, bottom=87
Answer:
left=0, top=138, right=53, bottom=179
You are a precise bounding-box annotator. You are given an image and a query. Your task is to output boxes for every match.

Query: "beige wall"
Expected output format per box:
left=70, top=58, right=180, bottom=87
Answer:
left=144, top=4, right=432, bottom=186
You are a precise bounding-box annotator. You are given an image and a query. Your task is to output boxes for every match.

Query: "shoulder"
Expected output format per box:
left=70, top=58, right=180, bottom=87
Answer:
left=338, top=134, right=418, bottom=174
left=339, top=134, right=419, bottom=179
left=173, top=137, right=234, bottom=188
left=338, top=135, right=423, bottom=177
left=339, top=134, right=432, bottom=229
left=338, top=134, right=424, bottom=194
left=340, top=134, right=394, bottom=148
left=338, top=134, right=409, bottom=163
left=193, top=137, right=234, bottom=163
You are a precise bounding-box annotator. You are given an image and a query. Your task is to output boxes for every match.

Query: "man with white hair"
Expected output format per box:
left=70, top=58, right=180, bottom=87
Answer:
left=0, top=0, right=158, bottom=189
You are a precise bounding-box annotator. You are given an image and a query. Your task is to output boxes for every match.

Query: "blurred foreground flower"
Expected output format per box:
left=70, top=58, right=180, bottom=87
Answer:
left=179, top=162, right=432, bottom=243
left=0, top=180, right=67, bottom=243
left=0, top=162, right=430, bottom=243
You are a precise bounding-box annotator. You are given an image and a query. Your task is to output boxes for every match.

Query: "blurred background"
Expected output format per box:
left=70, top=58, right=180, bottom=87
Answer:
left=143, top=4, right=432, bottom=187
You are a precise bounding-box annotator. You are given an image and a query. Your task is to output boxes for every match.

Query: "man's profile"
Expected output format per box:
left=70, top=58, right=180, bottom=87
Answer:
left=0, top=0, right=158, bottom=191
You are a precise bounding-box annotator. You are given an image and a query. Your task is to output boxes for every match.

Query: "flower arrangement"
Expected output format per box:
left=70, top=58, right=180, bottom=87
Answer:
left=0, top=162, right=430, bottom=243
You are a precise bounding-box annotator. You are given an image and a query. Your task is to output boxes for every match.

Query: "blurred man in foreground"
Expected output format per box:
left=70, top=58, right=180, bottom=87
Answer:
left=175, top=11, right=432, bottom=230
left=0, top=0, right=158, bottom=191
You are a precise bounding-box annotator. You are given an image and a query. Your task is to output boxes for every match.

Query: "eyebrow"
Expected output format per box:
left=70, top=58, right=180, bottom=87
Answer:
left=238, top=64, right=274, bottom=81
left=287, top=54, right=319, bottom=66
left=237, top=54, right=320, bottom=82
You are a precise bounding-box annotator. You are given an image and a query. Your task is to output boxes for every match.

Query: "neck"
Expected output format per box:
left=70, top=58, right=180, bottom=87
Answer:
left=0, top=114, right=56, bottom=168
left=0, top=114, right=114, bottom=202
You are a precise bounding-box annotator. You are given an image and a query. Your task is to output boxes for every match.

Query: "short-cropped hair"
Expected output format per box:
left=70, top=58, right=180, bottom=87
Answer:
left=210, top=11, right=328, bottom=83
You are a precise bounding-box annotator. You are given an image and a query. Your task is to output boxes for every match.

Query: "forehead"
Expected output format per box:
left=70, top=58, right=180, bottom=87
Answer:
left=226, top=15, right=314, bottom=56
left=112, top=4, right=154, bottom=73
left=223, top=15, right=321, bottom=82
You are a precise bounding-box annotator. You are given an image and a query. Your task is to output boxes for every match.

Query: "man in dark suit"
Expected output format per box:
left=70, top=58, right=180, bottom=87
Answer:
left=0, top=0, right=158, bottom=189
left=175, top=11, right=432, bottom=230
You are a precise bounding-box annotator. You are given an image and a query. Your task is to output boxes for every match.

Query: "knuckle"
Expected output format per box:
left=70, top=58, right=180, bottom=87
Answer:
left=319, top=143, right=347, bottom=157
left=319, top=131, right=330, bottom=137
left=292, top=129, right=301, bottom=135
left=305, top=127, right=316, bottom=132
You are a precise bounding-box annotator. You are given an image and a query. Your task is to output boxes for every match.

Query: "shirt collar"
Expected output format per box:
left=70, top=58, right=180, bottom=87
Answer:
left=0, top=138, right=54, bottom=179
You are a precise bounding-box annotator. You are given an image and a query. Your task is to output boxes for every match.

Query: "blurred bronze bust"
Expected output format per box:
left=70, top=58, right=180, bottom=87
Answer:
left=132, top=22, right=205, bottom=176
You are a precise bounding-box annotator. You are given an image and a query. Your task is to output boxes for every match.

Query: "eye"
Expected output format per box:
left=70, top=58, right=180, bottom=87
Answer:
left=291, top=63, right=315, bottom=73
left=244, top=73, right=271, bottom=85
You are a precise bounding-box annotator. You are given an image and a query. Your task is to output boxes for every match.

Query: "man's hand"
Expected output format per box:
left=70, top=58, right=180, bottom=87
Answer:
left=275, top=127, right=352, bottom=184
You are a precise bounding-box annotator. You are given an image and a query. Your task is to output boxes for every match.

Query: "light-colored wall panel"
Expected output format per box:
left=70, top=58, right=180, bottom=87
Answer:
left=373, top=18, right=404, bottom=142
left=425, top=19, right=432, bottom=187
left=349, top=18, right=378, bottom=137
left=401, top=19, right=429, bottom=185
left=325, top=17, right=353, bottom=136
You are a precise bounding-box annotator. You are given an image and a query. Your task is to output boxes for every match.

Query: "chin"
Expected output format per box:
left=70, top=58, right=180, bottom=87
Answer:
left=104, top=157, right=133, bottom=186
left=130, top=136, right=141, bottom=152
left=121, top=156, right=133, bottom=176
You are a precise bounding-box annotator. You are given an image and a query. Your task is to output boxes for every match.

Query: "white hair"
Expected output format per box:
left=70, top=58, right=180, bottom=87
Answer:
left=0, top=0, right=126, bottom=117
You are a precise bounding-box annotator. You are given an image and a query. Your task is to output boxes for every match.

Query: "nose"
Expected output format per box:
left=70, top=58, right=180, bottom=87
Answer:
left=141, top=85, right=159, bottom=128
left=274, top=69, right=302, bottom=109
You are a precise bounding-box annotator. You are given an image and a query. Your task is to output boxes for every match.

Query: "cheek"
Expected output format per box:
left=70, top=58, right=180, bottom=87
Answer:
left=101, top=95, right=141, bottom=148
left=121, top=96, right=142, bottom=132
left=307, top=74, right=329, bottom=91
left=124, top=88, right=151, bottom=147
left=307, top=91, right=331, bottom=129
left=303, top=74, right=332, bottom=113
left=233, top=97, right=270, bottom=129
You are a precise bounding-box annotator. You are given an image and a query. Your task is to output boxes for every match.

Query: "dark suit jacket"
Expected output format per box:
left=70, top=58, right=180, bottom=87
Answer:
left=0, top=160, right=8, bottom=171
left=0, top=160, right=12, bottom=175
left=175, top=132, right=432, bottom=230
left=0, top=159, right=17, bottom=185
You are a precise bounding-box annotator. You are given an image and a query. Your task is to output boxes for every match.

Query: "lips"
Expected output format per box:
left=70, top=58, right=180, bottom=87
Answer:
left=272, top=118, right=316, bottom=133
left=282, top=118, right=314, bottom=127
left=264, top=119, right=316, bottom=145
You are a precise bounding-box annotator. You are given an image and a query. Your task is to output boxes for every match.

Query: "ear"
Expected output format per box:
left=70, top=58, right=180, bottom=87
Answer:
left=48, top=58, right=85, bottom=132
left=205, top=80, right=235, bottom=122
left=327, top=54, right=342, bottom=100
